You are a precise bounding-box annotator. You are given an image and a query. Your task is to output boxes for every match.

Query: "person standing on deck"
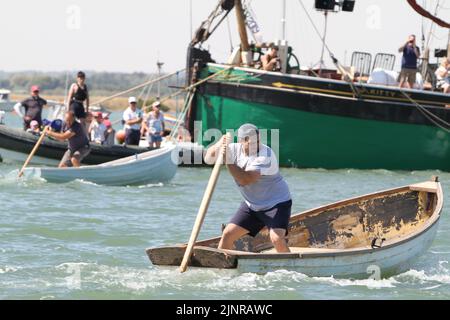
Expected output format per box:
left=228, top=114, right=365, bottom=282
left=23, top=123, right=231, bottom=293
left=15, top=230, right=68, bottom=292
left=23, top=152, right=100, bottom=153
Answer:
left=122, top=97, right=143, bottom=146
left=205, top=124, right=292, bottom=253
left=46, top=111, right=90, bottom=168
left=67, top=71, right=90, bottom=128
left=13, top=85, right=47, bottom=130
left=142, top=101, right=165, bottom=148
left=398, top=35, right=421, bottom=89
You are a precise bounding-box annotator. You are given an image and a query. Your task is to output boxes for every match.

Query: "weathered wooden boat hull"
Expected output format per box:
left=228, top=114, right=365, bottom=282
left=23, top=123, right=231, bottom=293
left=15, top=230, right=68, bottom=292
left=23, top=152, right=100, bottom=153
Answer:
left=0, top=124, right=152, bottom=166
left=147, top=180, right=443, bottom=278
left=235, top=222, right=439, bottom=277
left=25, top=144, right=178, bottom=186
left=188, top=63, right=450, bottom=170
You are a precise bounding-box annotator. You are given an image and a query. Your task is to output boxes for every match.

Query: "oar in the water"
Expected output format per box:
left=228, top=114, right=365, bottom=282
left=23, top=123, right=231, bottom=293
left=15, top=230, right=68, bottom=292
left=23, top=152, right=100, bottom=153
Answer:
left=18, top=126, right=50, bottom=178
left=179, top=134, right=229, bottom=273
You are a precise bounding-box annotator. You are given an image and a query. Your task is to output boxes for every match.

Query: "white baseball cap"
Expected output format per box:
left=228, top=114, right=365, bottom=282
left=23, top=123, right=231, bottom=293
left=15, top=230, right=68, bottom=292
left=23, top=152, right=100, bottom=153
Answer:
left=128, top=97, right=137, bottom=104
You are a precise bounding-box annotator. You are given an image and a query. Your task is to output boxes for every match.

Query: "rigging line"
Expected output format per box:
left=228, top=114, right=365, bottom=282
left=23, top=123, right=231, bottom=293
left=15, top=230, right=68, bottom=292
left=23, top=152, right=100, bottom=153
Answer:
left=90, top=68, right=185, bottom=106
left=425, top=0, right=440, bottom=49
left=138, top=73, right=155, bottom=100
left=430, top=30, right=448, bottom=39
left=297, top=0, right=360, bottom=98
left=169, top=90, right=196, bottom=140
left=226, top=16, right=234, bottom=53
left=400, top=90, right=450, bottom=132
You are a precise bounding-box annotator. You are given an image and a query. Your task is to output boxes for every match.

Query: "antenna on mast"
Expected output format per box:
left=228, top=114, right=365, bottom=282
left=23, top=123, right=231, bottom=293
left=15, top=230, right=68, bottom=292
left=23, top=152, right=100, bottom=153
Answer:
left=156, top=55, right=164, bottom=100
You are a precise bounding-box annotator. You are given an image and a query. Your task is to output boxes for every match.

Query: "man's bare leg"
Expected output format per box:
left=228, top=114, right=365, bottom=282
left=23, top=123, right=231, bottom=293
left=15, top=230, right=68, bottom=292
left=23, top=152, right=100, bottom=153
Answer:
left=71, top=157, right=81, bottom=168
left=218, top=223, right=249, bottom=250
left=270, top=228, right=290, bottom=253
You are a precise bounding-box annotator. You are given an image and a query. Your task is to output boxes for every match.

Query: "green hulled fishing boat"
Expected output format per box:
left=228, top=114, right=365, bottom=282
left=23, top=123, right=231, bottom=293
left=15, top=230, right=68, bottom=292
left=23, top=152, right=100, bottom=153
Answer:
left=184, top=0, right=450, bottom=170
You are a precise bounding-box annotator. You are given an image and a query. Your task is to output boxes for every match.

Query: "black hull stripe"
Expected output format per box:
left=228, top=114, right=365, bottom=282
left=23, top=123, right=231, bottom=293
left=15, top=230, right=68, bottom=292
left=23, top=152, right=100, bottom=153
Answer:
left=199, top=82, right=450, bottom=127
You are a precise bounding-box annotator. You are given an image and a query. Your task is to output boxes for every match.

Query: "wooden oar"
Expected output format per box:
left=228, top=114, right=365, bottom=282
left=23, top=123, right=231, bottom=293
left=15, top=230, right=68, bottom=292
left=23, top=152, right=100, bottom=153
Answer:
left=180, top=134, right=229, bottom=273
left=18, top=126, right=50, bottom=178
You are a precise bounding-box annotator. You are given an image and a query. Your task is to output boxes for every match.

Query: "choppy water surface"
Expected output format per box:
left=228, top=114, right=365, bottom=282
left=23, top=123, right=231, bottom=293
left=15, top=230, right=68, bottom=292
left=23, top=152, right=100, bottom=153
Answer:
left=1, top=159, right=450, bottom=299
left=0, top=108, right=449, bottom=299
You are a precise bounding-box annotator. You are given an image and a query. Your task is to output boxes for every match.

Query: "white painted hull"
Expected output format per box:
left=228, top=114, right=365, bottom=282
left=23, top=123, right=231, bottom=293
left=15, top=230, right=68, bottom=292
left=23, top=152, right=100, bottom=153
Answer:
left=25, top=144, right=178, bottom=186
left=237, top=222, right=439, bottom=278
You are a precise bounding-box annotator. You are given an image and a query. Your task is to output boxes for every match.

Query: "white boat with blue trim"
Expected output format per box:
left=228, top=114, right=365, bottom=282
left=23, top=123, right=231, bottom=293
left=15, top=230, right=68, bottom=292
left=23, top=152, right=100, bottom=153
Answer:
left=25, top=143, right=178, bottom=186
left=147, top=177, right=443, bottom=278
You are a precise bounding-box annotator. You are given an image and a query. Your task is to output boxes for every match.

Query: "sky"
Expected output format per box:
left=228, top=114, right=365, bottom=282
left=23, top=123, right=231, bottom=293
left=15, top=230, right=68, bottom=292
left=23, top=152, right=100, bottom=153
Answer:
left=0, top=0, right=449, bottom=73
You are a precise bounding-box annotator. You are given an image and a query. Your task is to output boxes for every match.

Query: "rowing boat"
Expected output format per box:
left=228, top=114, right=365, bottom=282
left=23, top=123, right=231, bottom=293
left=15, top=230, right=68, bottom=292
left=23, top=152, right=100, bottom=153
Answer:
left=147, top=177, right=443, bottom=278
left=25, top=144, right=177, bottom=186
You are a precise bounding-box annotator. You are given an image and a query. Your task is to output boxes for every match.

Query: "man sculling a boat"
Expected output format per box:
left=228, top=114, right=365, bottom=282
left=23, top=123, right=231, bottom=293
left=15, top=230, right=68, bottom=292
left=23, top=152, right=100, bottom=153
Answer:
left=46, top=111, right=90, bottom=168
left=205, top=124, right=292, bottom=253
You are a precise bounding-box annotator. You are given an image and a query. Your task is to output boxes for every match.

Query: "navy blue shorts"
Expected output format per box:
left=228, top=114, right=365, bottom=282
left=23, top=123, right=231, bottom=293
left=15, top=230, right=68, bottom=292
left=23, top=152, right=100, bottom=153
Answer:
left=229, top=200, right=292, bottom=237
left=125, top=129, right=141, bottom=146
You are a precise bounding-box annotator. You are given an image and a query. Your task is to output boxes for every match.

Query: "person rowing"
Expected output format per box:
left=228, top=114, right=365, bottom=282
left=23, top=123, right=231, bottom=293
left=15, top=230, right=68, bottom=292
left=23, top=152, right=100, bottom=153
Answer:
left=46, top=111, right=90, bottom=168
left=204, top=124, right=292, bottom=253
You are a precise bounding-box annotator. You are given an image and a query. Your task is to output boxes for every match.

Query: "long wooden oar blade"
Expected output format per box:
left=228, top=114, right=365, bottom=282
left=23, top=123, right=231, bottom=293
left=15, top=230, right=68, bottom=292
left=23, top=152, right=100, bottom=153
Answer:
left=18, top=126, right=49, bottom=178
left=179, top=145, right=225, bottom=273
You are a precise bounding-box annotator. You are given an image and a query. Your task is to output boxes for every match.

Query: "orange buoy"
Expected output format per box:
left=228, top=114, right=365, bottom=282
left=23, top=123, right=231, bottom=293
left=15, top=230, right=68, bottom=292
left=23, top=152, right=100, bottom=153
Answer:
left=116, top=130, right=126, bottom=144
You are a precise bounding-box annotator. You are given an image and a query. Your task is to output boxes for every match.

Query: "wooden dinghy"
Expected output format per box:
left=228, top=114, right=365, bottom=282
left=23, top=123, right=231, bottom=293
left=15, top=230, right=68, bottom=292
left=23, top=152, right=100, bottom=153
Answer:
left=25, top=144, right=177, bottom=186
left=147, top=178, right=443, bottom=278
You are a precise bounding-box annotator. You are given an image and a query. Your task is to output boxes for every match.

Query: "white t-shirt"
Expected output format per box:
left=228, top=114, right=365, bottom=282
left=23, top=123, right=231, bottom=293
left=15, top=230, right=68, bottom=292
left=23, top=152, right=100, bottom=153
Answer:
left=90, top=121, right=107, bottom=143
left=227, top=143, right=291, bottom=211
left=123, top=107, right=143, bottom=130
left=435, top=66, right=448, bottom=81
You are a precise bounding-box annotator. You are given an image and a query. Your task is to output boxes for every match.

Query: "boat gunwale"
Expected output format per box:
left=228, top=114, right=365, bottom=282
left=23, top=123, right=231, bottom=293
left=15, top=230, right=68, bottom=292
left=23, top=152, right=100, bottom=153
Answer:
left=205, top=63, right=450, bottom=100
left=205, top=80, right=448, bottom=108
left=32, top=143, right=177, bottom=173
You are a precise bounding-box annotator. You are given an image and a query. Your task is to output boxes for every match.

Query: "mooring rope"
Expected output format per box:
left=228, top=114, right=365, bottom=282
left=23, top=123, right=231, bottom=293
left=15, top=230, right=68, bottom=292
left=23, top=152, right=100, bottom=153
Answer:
left=112, top=66, right=234, bottom=126
left=400, top=90, right=450, bottom=132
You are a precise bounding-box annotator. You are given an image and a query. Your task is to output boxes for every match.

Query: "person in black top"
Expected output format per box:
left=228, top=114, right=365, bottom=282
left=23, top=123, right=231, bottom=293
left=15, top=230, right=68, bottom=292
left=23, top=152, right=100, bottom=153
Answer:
left=67, top=71, right=90, bottom=125
left=46, top=111, right=91, bottom=168
left=13, top=85, right=47, bottom=130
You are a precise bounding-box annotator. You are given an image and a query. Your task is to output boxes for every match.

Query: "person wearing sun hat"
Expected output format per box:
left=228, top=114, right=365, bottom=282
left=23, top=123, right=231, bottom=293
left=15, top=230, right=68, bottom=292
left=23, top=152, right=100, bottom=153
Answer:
left=142, top=100, right=165, bottom=148
left=103, top=119, right=116, bottom=146
left=88, top=112, right=107, bottom=144
left=122, top=96, right=143, bottom=146
left=205, top=123, right=292, bottom=253
left=13, top=85, right=47, bottom=130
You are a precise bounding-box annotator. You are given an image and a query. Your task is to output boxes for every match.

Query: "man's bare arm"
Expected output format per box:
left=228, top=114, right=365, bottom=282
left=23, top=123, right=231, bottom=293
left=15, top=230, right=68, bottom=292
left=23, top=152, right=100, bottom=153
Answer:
left=227, top=164, right=261, bottom=186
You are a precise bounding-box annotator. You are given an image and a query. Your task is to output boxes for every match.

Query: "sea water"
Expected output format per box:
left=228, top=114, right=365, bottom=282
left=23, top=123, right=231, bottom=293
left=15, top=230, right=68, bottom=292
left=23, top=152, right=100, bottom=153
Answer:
left=0, top=114, right=450, bottom=299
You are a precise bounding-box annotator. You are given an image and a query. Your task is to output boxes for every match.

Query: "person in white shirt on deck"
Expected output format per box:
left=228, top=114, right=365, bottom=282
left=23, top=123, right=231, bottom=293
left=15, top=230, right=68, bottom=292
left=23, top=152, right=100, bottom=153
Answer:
left=88, top=112, right=107, bottom=144
left=122, top=97, right=143, bottom=146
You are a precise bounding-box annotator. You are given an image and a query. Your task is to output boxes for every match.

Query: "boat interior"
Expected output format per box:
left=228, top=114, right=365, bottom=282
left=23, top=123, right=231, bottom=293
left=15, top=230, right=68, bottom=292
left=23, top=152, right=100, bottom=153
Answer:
left=191, top=180, right=441, bottom=255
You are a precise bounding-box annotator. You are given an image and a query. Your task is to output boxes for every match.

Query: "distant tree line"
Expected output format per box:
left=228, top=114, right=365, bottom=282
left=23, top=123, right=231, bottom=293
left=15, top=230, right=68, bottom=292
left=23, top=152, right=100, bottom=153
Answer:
left=0, top=71, right=186, bottom=97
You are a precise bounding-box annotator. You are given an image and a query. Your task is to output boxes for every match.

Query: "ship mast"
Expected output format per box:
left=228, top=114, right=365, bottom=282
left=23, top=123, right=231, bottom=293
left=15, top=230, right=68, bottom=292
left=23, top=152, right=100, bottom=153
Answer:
left=234, top=0, right=251, bottom=64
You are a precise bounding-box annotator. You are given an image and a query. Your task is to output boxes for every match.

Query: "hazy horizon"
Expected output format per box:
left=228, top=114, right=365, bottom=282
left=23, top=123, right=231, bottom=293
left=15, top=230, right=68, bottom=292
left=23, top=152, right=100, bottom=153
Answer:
left=0, top=0, right=449, bottom=74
